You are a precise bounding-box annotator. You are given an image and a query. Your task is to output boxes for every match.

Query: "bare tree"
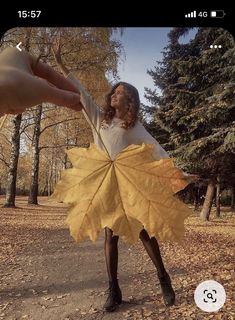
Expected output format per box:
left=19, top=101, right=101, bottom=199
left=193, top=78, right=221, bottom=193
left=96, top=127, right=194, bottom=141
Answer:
left=28, top=106, right=42, bottom=204
left=3, top=115, right=22, bottom=207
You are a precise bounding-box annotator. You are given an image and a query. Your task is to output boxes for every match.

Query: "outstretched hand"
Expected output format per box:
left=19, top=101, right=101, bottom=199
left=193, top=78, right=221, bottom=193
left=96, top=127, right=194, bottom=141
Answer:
left=0, top=47, right=83, bottom=117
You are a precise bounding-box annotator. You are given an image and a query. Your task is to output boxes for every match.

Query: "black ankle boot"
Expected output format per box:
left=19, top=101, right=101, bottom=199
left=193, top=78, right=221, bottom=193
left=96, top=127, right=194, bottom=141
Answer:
left=103, top=280, right=122, bottom=312
left=159, top=271, right=175, bottom=307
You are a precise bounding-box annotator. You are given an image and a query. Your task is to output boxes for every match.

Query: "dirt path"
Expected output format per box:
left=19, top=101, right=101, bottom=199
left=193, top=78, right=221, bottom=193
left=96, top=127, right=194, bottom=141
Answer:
left=0, top=197, right=234, bottom=320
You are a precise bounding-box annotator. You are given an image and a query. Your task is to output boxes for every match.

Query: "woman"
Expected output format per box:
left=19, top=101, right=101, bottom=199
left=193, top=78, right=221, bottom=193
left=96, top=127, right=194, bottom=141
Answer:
left=52, top=44, right=188, bottom=312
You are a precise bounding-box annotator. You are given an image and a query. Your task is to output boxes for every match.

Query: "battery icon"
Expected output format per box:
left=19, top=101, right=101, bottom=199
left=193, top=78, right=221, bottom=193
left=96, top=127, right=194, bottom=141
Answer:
left=210, top=10, right=225, bottom=18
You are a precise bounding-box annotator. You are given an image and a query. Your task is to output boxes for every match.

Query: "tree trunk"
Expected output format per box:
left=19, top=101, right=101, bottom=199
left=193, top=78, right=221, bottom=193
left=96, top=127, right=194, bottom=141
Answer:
left=231, top=185, right=235, bottom=210
left=216, top=175, right=221, bottom=217
left=200, top=179, right=216, bottom=221
left=28, top=106, right=42, bottom=205
left=4, top=114, right=22, bottom=207
left=47, top=162, right=52, bottom=197
left=194, top=187, right=200, bottom=211
left=64, top=137, right=69, bottom=169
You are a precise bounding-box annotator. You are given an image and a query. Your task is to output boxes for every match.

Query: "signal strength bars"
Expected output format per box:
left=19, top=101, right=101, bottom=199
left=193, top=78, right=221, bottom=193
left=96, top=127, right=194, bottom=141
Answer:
left=185, top=10, right=197, bottom=18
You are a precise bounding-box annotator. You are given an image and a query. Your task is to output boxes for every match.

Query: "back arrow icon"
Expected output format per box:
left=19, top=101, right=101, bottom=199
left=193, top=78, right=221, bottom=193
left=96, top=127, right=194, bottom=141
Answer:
left=16, top=42, right=22, bottom=51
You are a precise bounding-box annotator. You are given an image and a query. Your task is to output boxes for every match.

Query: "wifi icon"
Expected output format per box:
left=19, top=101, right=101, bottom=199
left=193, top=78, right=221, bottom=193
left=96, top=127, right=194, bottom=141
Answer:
left=185, top=10, right=197, bottom=18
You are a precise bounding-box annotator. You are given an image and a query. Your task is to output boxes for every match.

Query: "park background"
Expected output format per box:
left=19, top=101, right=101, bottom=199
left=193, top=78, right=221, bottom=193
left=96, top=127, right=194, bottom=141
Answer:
left=0, top=27, right=234, bottom=319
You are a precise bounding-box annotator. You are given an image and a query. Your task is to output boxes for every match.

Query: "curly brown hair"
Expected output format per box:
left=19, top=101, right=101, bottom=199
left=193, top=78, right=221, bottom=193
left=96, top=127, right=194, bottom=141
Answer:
left=102, top=82, right=140, bottom=129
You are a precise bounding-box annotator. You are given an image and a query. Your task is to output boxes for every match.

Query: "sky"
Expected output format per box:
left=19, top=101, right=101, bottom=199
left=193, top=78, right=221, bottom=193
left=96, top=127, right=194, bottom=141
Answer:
left=112, top=28, right=197, bottom=105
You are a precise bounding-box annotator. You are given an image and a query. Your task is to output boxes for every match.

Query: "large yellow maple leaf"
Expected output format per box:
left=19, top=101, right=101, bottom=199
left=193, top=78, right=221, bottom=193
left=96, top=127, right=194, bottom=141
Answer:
left=52, top=143, right=192, bottom=244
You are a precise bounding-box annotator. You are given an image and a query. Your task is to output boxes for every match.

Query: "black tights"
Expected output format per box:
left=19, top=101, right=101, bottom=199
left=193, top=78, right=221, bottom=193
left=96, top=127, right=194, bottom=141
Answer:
left=104, top=227, right=166, bottom=282
left=104, top=228, right=119, bottom=281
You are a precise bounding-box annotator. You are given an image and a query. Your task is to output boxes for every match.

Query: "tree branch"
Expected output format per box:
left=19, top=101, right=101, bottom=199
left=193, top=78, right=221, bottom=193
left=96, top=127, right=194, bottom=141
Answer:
left=40, top=117, right=80, bottom=135
left=0, top=156, right=9, bottom=167
left=40, top=143, right=87, bottom=150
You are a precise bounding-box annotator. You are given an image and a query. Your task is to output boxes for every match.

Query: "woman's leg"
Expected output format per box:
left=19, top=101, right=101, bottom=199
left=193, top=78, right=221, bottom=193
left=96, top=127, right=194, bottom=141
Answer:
left=139, top=229, right=175, bottom=306
left=139, top=229, right=166, bottom=277
left=103, top=227, right=122, bottom=312
left=104, top=227, right=119, bottom=281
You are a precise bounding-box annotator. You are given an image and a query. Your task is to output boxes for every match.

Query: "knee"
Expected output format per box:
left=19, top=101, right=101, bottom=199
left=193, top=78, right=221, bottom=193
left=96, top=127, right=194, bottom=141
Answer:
left=105, top=227, right=118, bottom=244
left=139, top=229, right=150, bottom=242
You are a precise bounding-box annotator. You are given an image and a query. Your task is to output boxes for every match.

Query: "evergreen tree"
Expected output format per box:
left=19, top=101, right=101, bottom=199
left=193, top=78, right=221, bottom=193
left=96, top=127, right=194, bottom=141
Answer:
left=146, top=27, right=235, bottom=219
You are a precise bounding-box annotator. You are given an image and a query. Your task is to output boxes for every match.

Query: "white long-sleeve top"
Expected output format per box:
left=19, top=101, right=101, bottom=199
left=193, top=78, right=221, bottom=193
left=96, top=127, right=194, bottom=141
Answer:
left=68, top=74, right=169, bottom=161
